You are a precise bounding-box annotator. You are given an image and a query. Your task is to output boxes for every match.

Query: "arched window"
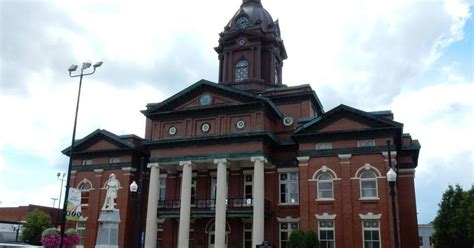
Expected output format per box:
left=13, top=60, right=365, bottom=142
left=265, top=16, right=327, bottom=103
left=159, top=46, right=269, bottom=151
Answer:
left=235, top=60, right=249, bottom=82
left=360, top=171, right=378, bottom=198
left=317, top=173, right=333, bottom=199
left=77, top=179, right=93, bottom=205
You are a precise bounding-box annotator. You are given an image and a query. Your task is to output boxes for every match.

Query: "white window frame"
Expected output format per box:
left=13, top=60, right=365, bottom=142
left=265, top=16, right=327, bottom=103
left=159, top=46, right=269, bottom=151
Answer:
left=319, top=220, right=335, bottom=248
left=242, top=219, right=252, bottom=248
left=360, top=171, right=378, bottom=199
left=316, top=142, right=333, bottom=150
left=76, top=218, right=87, bottom=247
left=244, top=174, right=253, bottom=206
left=358, top=139, right=376, bottom=147
left=362, top=220, right=381, bottom=248
left=278, top=219, right=299, bottom=248
left=279, top=172, right=299, bottom=204
left=317, top=172, right=334, bottom=200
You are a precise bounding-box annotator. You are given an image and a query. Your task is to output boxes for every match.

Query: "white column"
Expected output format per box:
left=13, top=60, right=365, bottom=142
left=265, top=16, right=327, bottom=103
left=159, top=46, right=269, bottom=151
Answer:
left=178, top=161, right=193, bottom=248
left=251, top=156, right=266, bottom=247
left=144, top=163, right=160, bottom=248
left=214, top=158, right=228, bottom=248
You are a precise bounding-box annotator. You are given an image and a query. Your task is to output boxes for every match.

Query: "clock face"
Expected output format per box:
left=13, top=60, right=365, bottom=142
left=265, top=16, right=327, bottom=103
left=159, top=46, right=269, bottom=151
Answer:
left=236, top=16, right=249, bottom=29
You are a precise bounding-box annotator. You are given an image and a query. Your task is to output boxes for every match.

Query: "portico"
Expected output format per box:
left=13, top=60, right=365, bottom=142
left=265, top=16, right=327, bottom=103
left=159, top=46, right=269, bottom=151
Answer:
left=144, top=156, right=268, bottom=248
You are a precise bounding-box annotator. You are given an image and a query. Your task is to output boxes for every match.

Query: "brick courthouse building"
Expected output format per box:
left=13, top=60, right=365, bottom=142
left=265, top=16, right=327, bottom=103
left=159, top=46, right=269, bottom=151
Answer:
left=64, top=0, right=421, bottom=247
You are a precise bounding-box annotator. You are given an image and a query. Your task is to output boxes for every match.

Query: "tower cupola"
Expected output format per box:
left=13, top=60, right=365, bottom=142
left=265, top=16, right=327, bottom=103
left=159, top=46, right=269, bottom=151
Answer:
left=215, top=0, right=287, bottom=92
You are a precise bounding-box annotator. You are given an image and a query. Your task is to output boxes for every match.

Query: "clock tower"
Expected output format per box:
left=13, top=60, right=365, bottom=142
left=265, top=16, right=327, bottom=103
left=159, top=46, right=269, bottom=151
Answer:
left=215, top=0, right=287, bottom=92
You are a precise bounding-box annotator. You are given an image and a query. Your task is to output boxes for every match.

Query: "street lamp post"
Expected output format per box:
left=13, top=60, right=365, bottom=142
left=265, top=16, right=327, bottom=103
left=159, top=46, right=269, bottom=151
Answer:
left=60, top=61, right=102, bottom=248
left=57, top=172, right=66, bottom=209
left=386, top=140, right=399, bottom=248
left=130, top=157, right=146, bottom=248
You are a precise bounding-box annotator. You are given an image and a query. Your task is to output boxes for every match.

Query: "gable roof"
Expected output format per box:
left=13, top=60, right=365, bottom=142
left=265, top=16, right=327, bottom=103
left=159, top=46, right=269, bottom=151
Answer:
left=142, top=79, right=282, bottom=118
left=294, top=104, right=402, bottom=134
left=62, top=129, right=138, bottom=155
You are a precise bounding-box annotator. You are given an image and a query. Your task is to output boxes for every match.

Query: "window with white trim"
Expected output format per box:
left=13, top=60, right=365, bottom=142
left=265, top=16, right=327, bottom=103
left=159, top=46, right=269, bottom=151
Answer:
left=362, top=220, right=380, bottom=248
left=244, top=174, right=253, bottom=205
left=243, top=221, right=252, bottom=248
left=358, top=139, right=375, bottom=147
left=360, top=171, right=378, bottom=198
left=280, top=172, right=299, bottom=204
left=78, top=180, right=92, bottom=206
left=76, top=221, right=86, bottom=246
left=159, top=177, right=166, bottom=201
left=280, top=222, right=299, bottom=248
left=316, top=142, right=333, bottom=150
left=317, top=173, right=334, bottom=199
left=319, top=220, right=335, bottom=248
left=235, top=60, right=249, bottom=82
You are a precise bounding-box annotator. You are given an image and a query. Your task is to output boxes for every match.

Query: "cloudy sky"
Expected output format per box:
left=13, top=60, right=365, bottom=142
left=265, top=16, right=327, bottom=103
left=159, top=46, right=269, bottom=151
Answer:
left=0, top=0, right=472, bottom=224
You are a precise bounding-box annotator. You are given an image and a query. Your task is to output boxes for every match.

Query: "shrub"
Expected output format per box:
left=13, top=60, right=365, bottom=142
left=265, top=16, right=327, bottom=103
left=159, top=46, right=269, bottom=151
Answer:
left=288, top=229, right=306, bottom=248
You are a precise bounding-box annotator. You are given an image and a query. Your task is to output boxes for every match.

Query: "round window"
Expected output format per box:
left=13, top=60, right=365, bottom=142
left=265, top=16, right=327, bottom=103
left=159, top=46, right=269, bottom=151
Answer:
left=201, top=123, right=211, bottom=133
left=168, top=126, right=177, bottom=136
left=236, top=120, right=245, bottom=129
left=200, top=94, right=212, bottom=106
left=283, top=116, right=294, bottom=126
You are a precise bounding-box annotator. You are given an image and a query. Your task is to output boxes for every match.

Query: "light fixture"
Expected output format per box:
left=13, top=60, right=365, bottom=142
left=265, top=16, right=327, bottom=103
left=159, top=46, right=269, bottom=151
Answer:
left=68, top=64, right=78, bottom=72
left=130, top=181, right=138, bottom=192
left=93, top=61, right=103, bottom=68
left=387, top=168, right=397, bottom=183
left=81, top=62, right=92, bottom=70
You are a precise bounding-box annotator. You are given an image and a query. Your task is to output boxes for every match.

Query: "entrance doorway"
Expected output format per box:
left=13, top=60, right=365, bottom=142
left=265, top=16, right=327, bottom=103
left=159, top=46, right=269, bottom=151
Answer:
left=206, top=220, right=230, bottom=248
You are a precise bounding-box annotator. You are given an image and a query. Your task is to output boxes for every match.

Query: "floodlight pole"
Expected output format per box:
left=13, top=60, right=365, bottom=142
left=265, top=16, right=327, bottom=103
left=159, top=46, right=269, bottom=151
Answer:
left=60, top=62, right=102, bottom=248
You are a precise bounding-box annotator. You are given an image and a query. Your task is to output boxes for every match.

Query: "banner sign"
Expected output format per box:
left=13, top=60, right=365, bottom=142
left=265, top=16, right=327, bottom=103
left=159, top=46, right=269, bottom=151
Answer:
left=66, top=187, right=82, bottom=221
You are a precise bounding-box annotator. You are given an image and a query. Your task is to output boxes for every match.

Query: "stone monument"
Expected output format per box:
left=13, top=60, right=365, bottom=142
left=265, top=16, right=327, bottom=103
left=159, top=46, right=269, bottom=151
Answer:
left=95, top=174, right=121, bottom=248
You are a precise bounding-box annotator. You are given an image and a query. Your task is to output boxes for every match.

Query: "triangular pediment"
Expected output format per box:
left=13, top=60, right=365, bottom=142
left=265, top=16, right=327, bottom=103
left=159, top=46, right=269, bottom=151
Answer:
left=143, top=79, right=282, bottom=117
left=176, top=92, right=240, bottom=110
left=62, top=129, right=135, bottom=155
left=294, top=104, right=402, bottom=134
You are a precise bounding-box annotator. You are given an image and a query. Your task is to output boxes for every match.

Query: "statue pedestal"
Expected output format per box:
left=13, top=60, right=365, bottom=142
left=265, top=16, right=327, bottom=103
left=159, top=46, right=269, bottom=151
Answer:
left=95, top=209, right=120, bottom=248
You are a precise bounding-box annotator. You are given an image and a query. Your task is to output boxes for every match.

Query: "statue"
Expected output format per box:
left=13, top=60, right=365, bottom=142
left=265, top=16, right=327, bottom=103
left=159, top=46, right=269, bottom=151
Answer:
left=102, top=174, right=120, bottom=210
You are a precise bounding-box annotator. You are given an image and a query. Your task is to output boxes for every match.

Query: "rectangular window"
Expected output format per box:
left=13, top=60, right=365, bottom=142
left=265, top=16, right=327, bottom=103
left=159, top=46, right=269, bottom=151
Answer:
left=82, top=159, right=92, bottom=165
left=319, top=220, right=335, bottom=248
left=280, top=172, right=299, bottom=204
left=419, top=237, right=423, bottom=247
left=316, top=142, right=333, bottom=150
left=159, top=177, right=166, bottom=201
left=358, top=139, right=375, bottom=147
left=244, top=174, right=253, bottom=205
left=362, top=220, right=380, bottom=248
left=280, top=222, right=299, bottom=248
left=108, top=157, right=120, bottom=164
left=191, top=178, right=197, bottom=206
left=243, top=221, right=252, bottom=248
left=76, top=221, right=86, bottom=245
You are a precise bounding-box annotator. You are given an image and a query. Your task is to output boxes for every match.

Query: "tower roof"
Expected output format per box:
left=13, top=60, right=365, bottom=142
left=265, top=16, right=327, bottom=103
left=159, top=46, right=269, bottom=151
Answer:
left=225, top=0, right=275, bottom=32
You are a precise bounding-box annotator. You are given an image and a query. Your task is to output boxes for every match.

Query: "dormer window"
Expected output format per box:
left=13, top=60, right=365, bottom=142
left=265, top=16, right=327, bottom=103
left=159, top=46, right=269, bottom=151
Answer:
left=235, top=60, right=249, bottom=82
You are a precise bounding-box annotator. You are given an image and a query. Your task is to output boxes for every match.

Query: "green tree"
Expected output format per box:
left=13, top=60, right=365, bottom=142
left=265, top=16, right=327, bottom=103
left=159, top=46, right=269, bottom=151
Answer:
left=288, top=229, right=306, bottom=248
left=20, top=208, right=52, bottom=245
left=433, top=185, right=474, bottom=248
left=304, top=229, right=320, bottom=248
